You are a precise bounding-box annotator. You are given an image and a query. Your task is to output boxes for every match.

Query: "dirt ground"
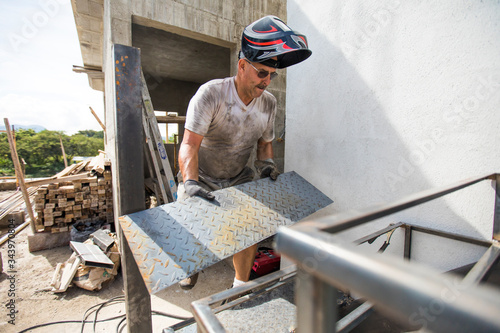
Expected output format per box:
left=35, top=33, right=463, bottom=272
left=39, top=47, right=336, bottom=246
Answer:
left=0, top=190, right=236, bottom=333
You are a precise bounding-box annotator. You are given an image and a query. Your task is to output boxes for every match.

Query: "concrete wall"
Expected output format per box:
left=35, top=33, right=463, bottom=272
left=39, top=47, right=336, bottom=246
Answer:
left=286, top=0, right=500, bottom=271
left=103, top=0, right=287, bottom=171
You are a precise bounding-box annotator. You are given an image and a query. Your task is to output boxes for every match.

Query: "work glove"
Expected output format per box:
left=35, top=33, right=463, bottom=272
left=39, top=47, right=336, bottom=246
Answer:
left=254, top=159, right=280, bottom=181
left=184, top=180, right=215, bottom=200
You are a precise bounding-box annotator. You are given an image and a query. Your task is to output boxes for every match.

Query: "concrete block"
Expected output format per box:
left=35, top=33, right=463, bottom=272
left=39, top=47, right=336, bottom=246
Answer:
left=78, top=16, right=91, bottom=30
left=91, top=31, right=102, bottom=44
left=28, top=230, right=71, bottom=252
left=91, top=49, right=102, bottom=66
left=75, top=0, right=90, bottom=15
left=80, top=30, right=92, bottom=43
left=89, top=17, right=103, bottom=32
left=89, top=0, right=103, bottom=18
left=0, top=211, right=24, bottom=227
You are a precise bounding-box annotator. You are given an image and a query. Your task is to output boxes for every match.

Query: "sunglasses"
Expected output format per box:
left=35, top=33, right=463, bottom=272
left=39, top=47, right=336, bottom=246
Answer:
left=245, top=59, right=278, bottom=80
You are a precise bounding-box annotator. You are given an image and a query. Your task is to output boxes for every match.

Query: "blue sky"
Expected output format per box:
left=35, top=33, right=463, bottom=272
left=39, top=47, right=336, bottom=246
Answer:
left=0, top=0, right=105, bottom=134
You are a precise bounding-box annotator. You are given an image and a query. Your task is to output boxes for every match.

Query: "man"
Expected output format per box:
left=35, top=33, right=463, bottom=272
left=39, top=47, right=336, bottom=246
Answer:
left=177, top=15, right=311, bottom=290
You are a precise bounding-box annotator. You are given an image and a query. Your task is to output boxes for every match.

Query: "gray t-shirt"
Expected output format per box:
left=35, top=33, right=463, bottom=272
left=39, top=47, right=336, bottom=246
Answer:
left=185, top=76, right=276, bottom=180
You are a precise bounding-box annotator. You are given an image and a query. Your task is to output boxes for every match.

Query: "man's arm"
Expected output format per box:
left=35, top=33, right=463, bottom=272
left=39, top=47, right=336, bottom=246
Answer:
left=256, top=137, right=274, bottom=160
left=255, top=138, right=280, bottom=180
left=178, top=129, right=214, bottom=200
left=179, top=129, right=203, bottom=181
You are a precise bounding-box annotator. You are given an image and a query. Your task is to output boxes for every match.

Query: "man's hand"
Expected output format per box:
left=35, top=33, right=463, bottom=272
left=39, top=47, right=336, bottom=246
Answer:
left=184, top=180, right=215, bottom=200
left=254, top=159, right=280, bottom=181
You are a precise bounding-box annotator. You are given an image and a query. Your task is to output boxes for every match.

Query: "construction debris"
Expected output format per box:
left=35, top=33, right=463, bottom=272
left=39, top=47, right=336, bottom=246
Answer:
left=51, top=231, right=120, bottom=292
left=51, top=253, right=82, bottom=293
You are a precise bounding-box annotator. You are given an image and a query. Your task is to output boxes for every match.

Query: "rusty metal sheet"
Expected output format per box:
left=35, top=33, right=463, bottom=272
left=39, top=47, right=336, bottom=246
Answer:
left=119, top=171, right=333, bottom=294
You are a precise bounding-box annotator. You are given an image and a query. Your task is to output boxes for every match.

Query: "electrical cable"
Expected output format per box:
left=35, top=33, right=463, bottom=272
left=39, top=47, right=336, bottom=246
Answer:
left=19, top=294, right=191, bottom=332
left=18, top=316, right=125, bottom=333
left=116, top=316, right=127, bottom=333
left=93, top=296, right=125, bottom=332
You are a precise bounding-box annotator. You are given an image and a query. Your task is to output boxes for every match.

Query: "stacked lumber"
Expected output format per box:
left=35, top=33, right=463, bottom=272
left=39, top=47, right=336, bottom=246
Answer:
left=33, top=152, right=113, bottom=233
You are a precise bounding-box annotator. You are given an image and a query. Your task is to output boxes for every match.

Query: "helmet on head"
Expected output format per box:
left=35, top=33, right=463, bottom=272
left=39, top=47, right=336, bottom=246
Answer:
left=241, top=16, right=312, bottom=69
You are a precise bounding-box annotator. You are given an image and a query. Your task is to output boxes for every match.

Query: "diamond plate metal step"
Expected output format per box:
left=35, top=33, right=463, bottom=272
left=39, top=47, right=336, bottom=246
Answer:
left=119, top=171, right=333, bottom=294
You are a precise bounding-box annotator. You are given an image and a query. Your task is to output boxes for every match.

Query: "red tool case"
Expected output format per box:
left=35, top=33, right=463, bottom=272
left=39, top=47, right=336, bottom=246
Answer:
left=251, top=247, right=281, bottom=278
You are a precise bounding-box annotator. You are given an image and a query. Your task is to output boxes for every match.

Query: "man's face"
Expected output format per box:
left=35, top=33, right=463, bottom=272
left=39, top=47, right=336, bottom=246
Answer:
left=242, top=60, right=277, bottom=99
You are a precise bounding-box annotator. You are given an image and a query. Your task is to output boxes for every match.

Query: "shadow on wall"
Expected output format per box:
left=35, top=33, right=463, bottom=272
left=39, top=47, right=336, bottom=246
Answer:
left=285, top=1, right=498, bottom=257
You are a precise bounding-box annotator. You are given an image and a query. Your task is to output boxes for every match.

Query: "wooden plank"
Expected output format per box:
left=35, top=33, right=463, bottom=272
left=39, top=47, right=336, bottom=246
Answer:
left=25, top=173, right=94, bottom=188
left=90, top=106, right=106, bottom=132
left=4, top=118, right=36, bottom=233
left=59, top=136, right=68, bottom=169
left=52, top=255, right=82, bottom=293
left=53, top=163, right=80, bottom=178
left=88, top=151, right=106, bottom=174
left=155, top=115, right=186, bottom=124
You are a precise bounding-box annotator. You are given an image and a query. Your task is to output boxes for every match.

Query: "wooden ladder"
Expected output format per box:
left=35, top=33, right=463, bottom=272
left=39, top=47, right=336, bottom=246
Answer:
left=141, top=71, right=178, bottom=204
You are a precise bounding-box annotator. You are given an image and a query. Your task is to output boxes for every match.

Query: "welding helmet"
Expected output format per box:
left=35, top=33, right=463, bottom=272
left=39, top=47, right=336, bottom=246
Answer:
left=241, top=15, right=312, bottom=69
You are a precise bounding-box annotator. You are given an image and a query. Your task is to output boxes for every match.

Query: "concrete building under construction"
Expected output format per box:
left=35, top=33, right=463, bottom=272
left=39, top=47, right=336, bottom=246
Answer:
left=71, top=0, right=500, bottom=332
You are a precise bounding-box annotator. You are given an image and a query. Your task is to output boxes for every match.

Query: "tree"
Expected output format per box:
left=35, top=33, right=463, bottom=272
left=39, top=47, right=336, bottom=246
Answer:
left=77, top=130, right=104, bottom=139
left=68, top=133, right=104, bottom=157
left=0, top=129, right=105, bottom=177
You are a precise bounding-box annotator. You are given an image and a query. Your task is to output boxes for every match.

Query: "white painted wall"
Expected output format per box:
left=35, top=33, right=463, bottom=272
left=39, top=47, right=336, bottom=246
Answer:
left=286, top=0, right=500, bottom=271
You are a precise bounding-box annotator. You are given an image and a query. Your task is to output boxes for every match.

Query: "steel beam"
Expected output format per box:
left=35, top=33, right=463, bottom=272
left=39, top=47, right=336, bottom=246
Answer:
left=410, top=225, right=491, bottom=248
left=336, top=301, right=373, bottom=333
left=461, top=243, right=500, bottom=286
left=354, top=222, right=403, bottom=245
left=112, top=44, right=152, bottom=333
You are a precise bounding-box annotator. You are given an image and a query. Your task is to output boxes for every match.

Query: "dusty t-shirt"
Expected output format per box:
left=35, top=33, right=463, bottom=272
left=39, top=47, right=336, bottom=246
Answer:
left=185, top=76, right=276, bottom=180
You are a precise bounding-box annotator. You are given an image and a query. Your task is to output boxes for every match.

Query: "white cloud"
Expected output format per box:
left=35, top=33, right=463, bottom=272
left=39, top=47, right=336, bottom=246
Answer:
left=0, top=0, right=105, bottom=135
left=1, top=93, right=104, bottom=135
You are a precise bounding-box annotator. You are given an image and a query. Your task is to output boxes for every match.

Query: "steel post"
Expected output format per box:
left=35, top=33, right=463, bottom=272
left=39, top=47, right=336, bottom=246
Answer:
left=112, top=44, right=152, bottom=332
left=404, top=224, right=412, bottom=260
left=296, top=268, right=338, bottom=333
left=494, top=174, right=500, bottom=241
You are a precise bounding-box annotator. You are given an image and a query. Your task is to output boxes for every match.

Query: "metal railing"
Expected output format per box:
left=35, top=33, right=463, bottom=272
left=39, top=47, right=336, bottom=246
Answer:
left=186, top=173, right=500, bottom=333
left=276, top=172, right=500, bottom=333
